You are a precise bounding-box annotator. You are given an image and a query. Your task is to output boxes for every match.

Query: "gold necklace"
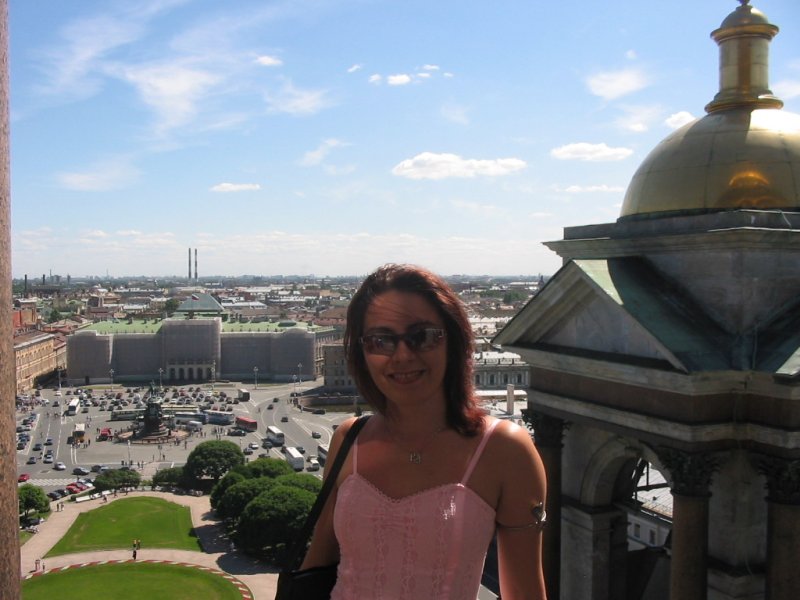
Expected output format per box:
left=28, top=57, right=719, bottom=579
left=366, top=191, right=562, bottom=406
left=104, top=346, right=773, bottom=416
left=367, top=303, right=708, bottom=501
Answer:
left=384, top=421, right=448, bottom=465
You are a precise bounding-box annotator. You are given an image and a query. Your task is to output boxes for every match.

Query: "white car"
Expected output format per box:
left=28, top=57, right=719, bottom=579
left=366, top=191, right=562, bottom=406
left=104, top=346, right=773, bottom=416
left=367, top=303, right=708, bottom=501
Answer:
left=248, top=442, right=260, bottom=450
left=54, top=390, right=62, bottom=396
left=54, top=462, right=66, bottom=471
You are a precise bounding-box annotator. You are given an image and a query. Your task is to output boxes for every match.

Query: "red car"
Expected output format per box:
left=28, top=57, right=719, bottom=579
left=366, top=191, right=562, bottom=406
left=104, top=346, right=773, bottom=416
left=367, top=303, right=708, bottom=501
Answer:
left=17, top=473, right=30, bottom=483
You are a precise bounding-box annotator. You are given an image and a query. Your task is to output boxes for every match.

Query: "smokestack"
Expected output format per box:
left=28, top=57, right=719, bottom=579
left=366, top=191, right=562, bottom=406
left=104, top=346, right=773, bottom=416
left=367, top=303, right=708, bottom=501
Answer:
left=194, top=248, right=198, bottom=283
left=42, top=274, right=45, bottom=285
left=188, top=248, right=191, bottom=280
left=24, top=275, right=27, bottom=297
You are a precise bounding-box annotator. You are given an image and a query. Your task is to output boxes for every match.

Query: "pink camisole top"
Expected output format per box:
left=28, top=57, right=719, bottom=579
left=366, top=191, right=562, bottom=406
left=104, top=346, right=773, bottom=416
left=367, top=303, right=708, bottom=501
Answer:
left=331, top=418, right=500, bottom=600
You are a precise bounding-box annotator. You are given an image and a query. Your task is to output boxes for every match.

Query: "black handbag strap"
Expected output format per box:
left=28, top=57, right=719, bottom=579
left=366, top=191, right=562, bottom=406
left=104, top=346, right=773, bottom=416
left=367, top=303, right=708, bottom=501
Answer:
left=284, top=415, right=370, bottom=571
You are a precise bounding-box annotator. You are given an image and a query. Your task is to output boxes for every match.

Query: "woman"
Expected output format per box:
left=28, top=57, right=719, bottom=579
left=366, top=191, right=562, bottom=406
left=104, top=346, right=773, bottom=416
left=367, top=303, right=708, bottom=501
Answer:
left=303, top=264, right=547, bottom=599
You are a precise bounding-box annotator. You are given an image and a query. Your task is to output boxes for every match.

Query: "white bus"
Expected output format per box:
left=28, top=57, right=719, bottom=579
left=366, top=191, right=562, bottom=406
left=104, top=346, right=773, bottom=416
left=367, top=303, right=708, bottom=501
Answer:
left=285, top=447, right=304, bottom=471
left=67, top=398, right=80, bottom=416
left=205, top=410, right=234, bottom=425
left=317, top=443, right=329, bottom=466
left=237, top=388, right=250, bottom=401
left=266, top=426, right=285, bottom=446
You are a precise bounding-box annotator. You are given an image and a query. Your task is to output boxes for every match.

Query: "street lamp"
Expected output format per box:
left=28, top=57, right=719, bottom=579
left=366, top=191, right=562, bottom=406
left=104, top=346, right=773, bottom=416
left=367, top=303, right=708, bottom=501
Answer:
left=212, top=360, right=216, bottom=390
left=253, top=366, right=258, bottom=389
left=158, top=368, right=164, bottom=391
left=109, top=369, right=114, bottom=394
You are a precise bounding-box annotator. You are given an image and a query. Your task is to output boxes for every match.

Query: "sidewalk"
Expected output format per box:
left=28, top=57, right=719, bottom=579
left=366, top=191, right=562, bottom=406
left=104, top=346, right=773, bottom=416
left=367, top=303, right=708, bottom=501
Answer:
left=21, top=490, right=278, bottom=600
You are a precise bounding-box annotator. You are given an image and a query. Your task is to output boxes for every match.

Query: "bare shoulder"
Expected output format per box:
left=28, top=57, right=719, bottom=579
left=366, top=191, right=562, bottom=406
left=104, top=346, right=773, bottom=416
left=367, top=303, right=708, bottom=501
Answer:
left=487, top=418, right=538, bottom=459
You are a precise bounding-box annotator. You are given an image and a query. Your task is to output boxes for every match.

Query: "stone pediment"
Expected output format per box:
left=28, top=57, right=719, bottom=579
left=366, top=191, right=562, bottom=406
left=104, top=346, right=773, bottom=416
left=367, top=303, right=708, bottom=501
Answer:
left=493, top=258, right=731, bottom=373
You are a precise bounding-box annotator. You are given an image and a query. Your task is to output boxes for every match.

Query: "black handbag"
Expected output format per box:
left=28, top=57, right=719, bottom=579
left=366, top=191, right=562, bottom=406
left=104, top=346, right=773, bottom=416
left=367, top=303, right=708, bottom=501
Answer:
left=275, top=416, right=369, bottom=600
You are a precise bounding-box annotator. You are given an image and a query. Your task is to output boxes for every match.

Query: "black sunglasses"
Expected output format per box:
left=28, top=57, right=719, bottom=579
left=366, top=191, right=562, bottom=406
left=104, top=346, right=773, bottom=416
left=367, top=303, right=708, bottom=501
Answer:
left=360, top=328, right=446, bottom=356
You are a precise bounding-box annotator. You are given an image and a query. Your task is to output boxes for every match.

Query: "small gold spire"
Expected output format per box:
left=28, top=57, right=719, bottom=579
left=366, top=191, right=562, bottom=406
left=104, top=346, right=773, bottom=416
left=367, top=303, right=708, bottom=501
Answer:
left=705, top=1, right=782, bottom=113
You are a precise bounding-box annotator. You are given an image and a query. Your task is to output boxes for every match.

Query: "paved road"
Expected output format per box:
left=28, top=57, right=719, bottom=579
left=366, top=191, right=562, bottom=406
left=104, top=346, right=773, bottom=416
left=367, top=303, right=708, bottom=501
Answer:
left=21, top=490, right=279, bottom=600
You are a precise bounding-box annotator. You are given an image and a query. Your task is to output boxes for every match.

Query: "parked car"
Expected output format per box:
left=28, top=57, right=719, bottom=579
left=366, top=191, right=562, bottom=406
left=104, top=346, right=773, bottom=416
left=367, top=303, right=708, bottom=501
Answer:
left=248, top=442, right=260, bottom=450
left=307, top=459, right=320, bottom=472
left=26, top=456, right=37, bottom=464
left=43, top=455, right=54, bottom=464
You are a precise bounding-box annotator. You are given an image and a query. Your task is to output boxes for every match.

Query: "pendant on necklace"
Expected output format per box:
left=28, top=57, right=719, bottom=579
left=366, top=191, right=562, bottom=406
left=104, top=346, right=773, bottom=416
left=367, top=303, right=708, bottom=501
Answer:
left=409, top=452, right=422, bottom=464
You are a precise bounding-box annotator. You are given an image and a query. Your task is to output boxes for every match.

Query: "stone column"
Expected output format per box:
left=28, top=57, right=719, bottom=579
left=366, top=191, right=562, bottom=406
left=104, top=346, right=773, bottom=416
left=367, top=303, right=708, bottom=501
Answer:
left=0, top=0, right=21, bottom=594
left=524, top=409, right=566, bottom=600
left=757, top=456, right=800, bottom=600
left=658, top=448, right=718, bottom=600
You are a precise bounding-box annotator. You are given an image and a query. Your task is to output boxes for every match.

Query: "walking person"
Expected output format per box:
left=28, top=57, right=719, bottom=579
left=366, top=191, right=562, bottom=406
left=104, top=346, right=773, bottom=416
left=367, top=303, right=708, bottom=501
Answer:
left=302, top=264, right=548, bottom=599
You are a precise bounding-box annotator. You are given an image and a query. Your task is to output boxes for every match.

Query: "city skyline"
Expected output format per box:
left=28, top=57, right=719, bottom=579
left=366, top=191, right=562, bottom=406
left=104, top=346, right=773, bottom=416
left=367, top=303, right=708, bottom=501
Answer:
left=9, top=0, right=800, bottom=278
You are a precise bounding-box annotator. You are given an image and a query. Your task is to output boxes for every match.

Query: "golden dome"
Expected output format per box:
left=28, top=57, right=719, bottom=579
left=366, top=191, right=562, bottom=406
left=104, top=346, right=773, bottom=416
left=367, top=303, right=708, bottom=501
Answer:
left=620, top=1, right=800, bottom=219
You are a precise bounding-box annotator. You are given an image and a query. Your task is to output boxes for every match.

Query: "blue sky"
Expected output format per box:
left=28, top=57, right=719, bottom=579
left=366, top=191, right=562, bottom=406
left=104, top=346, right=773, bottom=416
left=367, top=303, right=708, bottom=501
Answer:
left=9, top=0, right=800, bottom=278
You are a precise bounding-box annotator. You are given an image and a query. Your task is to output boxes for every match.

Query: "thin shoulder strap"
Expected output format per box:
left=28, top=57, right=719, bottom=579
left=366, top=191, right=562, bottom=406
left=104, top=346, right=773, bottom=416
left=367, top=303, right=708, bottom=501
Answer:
left=461, top=418, right=500, bottom=484
left=283, top=415, right=370, bottom=572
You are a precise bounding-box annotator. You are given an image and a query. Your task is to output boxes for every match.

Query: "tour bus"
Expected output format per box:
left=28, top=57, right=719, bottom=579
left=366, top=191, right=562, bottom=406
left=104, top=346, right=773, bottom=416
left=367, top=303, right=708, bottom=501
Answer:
left=204, top=410, right=234, bottom=425
left=73, top=423, right=86, bottom=442
left=173, top=411, right=208, bottom=426
left=235, top=415, right=258, bottom=432
left=237, top=388, right=250, bottom=401
left=317, top=443, right=329, bottom=466
left=285, top=447, right=305, bottom=471
left=110, top=408, right=145, bottom=421
left=266, top=426, right=285, bottom=446
left=67, top=398, right=80, bottom=416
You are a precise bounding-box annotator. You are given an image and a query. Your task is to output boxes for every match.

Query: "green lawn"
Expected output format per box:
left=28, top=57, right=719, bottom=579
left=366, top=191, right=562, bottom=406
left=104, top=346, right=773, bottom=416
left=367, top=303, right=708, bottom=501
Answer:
left=46, top=497, right=201, bottom=556
left=22, top=562, right=243, bottom=599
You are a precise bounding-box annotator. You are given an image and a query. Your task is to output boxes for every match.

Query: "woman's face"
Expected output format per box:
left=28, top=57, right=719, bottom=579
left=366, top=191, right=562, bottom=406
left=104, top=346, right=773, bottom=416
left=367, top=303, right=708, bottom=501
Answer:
left=361, top=290, right=448, bottom=410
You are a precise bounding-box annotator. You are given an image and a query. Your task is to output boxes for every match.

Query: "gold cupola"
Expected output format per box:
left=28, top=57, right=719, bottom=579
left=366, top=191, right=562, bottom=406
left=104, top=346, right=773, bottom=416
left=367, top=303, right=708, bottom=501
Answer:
left=620, top=0, right=800, bottom=219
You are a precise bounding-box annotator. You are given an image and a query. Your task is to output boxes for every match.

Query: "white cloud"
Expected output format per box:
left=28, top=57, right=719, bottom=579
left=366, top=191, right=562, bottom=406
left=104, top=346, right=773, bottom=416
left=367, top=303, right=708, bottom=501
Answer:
left=625, top=50, right=637, bottom=60
left=57, top=157, right=140, bottom=191
left=255, top=55, right=283, bottom=67
left=392, top=152, right=526, bottom=180
left=387, top=74, right=412, bottom=86
left=121, top=62, right=221, bottom=134
left=773, top=79, right=800, bottom=100
left=116, top=230, right=143, bottom=236
left=553, top=184, right=626, bottom=193
left=440, top=103, right=470, bottom=125
left=265, top=81, right=331, bottom=115
left=450, top=199, right=507, bottom=218
left=615, top=104, right=662, bottom=132
left=422, top=64, right=440, bottom=71
left=368, top=74, right=382, bottom=84
left=210, top=183, right=261, bottom=192
left=550, top=143, right=633, bottom=162
left=299, top=138, right=348, bottom=167
left=665, top=111, right=696, bottom=129
left=347, top=64, right=363, bottom=73
left=586, top=68, right=648, bottom=100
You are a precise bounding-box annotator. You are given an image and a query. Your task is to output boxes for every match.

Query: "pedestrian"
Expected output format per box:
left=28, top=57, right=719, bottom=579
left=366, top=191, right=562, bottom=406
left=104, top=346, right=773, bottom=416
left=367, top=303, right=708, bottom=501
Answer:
left=35, top=559, right=40, bottom=571
left=132, top=549, right=137, bottom=560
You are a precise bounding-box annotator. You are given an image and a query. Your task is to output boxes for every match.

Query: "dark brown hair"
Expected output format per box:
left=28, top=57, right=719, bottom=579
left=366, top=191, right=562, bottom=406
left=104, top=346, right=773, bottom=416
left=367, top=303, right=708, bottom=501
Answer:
left=344, top=264, right=483, bottom=435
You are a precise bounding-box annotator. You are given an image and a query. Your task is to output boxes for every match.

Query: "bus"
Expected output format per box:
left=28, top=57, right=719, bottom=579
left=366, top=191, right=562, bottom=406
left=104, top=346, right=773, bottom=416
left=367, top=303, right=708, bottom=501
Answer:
left=110, top=408, right=145, bottom=421
left=173, top=411, right=207, bottom=425
left=235, top=415, right=258, bottom=432
left=67, top=398, right=80, bottom=416
left=73, top=423, right=86, bottom=442
left=317, top=443, right=329, bottom=466
left=205, top=410, right=234, bottom=425
left=285, top=447, right=304, bottom=471
left=266, top=426, right=285, bottom=446
left=237, top=388, right=250, bottom=401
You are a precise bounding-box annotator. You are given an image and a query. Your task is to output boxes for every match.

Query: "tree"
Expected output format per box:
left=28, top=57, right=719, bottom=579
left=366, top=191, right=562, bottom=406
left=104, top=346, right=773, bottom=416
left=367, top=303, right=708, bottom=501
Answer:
left=274, top=472, right=323, bottom=495
left=233, top=485, right=316, bottom=560
left=216, top=477, right=276, bottom=521
left=184, top=440, right=243, bottom=483
left=164, top=298, right=180, bottom=316
left=236, top=457, right=293, bottom=480
left=210, top=471, right=246, bottom=510
left=152, top=466, right=185, bottom=489
left=18, top=484, right=49, bottom=516
left=94, top=468, right=141, bottom=491
left=48, top=308, right=62, bottom=323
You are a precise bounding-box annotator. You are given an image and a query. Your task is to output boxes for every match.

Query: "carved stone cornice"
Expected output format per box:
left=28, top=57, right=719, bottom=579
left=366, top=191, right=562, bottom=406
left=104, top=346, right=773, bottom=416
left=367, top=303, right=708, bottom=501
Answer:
left=755, top=455, right=800, bottom=506
left=522, top=408, right=568, bottom=448
left=656, top=447, right=719, bottom=497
